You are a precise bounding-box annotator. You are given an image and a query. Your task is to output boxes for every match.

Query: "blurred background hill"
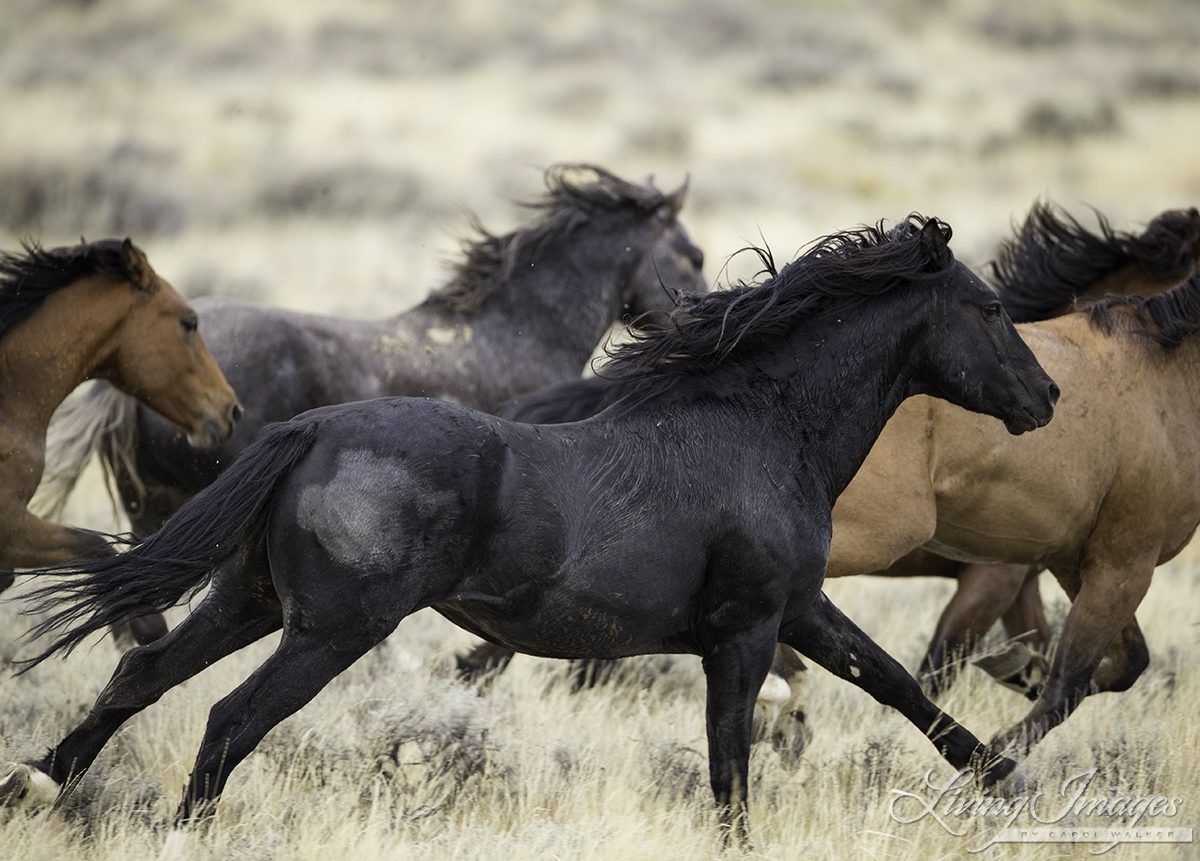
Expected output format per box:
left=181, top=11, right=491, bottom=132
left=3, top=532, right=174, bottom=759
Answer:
left=3, top=0, right=1198, bottom=317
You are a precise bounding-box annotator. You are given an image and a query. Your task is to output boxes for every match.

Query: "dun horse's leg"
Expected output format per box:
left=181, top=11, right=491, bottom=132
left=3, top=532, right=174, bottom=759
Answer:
left=780, top=592, right=1013, bottom=783
left=1092, top=620, right=1150, bottom=693
left=1, top=578, right=280, bottom=805
left=700, top=621, right=779, bottom=847
left=1000, top=568, right=1050, bottom=650
left=918, top=562, right=1031, bottom=696
left=177, top=620, right=395, bottom=823
left=989, top=556, right=1154, bottom=757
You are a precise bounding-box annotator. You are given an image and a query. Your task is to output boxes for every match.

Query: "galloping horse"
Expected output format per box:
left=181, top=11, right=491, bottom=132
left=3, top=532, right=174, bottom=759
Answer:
left=892, top=202, right=1200, bottom=694
left=454, top=203, right=1200, bottom=703
left=0, top=217, right=1056, bottom=845
left=0, top=239, right=240, bottom=642
left=36, top=165, right=705, bottom=537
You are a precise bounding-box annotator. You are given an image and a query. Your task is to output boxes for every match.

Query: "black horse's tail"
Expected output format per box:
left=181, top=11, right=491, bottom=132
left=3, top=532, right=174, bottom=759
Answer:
left=18, top=420, right=320, bottom=670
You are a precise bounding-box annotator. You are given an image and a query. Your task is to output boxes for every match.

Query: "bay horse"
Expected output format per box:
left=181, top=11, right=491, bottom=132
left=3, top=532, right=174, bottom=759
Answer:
left=0, top=217, right=1057, bottom=845
left=454, top=202, right=1200, bottom=703
left=35, top=165, right=704, bottom=538
left=0, top=239, right=240, bottom=642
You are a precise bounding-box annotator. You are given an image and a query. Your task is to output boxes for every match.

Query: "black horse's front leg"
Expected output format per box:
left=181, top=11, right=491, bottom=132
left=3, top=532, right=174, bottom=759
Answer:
left=700, top=621, right=779, bottom=848
left=781, top=592, right=1015, bottom=784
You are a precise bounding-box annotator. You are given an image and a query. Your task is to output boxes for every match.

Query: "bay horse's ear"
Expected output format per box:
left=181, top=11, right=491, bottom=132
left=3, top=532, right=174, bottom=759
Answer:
left=919, top=217, right=953, bottom=270
left=662, top=175, right=690, bottom=219
left=120, top=238, right=157, bottom=293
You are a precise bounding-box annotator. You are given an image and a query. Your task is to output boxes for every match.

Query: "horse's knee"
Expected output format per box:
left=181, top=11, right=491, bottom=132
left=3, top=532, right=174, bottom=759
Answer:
left=1094, top=634, right=1150, bottom=693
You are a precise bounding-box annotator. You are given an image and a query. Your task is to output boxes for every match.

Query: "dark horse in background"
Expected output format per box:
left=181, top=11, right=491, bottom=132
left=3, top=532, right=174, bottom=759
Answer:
left=0, top=216, right=1057, bottom=845
left=456, top=202, right=1200, bottom=704
left=35, top=164, right=705, bottom=538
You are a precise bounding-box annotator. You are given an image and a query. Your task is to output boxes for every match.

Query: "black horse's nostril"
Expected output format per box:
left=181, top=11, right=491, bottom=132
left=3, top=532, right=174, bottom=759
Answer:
left=1047, top=382, right=1061, bottom=405
left=230, top=403, right=245, bottom=424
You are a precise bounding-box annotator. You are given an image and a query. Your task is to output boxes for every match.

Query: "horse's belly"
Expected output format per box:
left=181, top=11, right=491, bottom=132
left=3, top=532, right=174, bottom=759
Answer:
left=439, top=561, right=704, bottom=659
left=927, top=511, right=1075, bottom=566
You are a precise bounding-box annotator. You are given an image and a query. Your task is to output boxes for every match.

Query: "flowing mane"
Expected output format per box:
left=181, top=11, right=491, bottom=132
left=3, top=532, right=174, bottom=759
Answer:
left=425, top=164, right=675, bottom=313
left=0, top=239, right=134, bottom=345
left=600, top=214, right=953, bottom=398
left=1087, top=273, right=1200, bottom=349
left=993, top=202, right=1200, bottom=323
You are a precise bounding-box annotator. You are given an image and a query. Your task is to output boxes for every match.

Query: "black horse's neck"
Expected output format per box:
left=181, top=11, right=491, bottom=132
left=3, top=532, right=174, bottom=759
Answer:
left=778, top=292, right=927, bottom=501
left=667, top=285, right=930, bottom=505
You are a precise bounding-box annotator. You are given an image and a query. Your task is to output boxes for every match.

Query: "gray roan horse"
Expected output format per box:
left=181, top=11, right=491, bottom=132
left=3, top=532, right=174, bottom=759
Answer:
left=36, top=164, right=705, bottom=539
left=2, top=217, right=1057, bottom=846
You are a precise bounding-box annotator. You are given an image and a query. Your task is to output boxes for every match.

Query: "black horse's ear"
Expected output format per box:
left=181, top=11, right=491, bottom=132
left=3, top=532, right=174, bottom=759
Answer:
left=919, top=218, right=953, bottom=270
left=120, top=238, right=157, bottom=293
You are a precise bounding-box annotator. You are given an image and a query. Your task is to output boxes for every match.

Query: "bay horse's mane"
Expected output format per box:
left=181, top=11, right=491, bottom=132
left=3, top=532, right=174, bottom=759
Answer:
left=993, top=201, right=1200, bottom=323
left=426, top=164, right=676, bottom=313
left=1087, top=273, right=1200, bottom=349
left=601, top=214, right=952, bottom=398
left=0, top=239, right=133, bottom=346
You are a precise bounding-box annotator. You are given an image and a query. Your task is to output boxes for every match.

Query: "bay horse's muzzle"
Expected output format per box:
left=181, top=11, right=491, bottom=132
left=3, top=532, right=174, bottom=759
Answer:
left=187, top=400, right=244, bottom=448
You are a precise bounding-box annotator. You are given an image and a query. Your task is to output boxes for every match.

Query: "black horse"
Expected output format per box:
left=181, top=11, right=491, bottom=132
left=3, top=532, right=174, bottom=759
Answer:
left=456, top=202, right=1200, bottom=694
left=2, top=216, right=1057, bottom=845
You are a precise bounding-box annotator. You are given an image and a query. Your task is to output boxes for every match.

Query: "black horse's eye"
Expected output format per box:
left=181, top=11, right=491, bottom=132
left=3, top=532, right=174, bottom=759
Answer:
left=982, top=303, right=1002, bottom=321
left=181, top=315, right=199, bottom=334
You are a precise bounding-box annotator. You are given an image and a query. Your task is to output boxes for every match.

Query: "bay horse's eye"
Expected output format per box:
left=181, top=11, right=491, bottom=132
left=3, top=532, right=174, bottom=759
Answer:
left=181, top=315, right=199, bottom=334
left=982, top=303, right=1002, bottom=321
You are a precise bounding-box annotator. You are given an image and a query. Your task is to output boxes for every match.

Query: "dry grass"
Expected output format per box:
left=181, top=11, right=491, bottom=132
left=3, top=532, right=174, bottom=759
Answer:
left=1, top=0, right=1199, bottom=857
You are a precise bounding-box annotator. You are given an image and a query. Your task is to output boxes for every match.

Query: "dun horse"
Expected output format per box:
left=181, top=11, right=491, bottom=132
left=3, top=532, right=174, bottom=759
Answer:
left=0, top=239, right=239, bottom=642
left=0, top=217, right=1057, bottom=844
left=881, top=202, right=1200, bottom=695
left=37, top=165, right=705, bottom=538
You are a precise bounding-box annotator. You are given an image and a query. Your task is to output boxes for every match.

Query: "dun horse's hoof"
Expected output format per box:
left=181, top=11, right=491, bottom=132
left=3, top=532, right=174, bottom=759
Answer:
left=0, top=763, right=60, bottom=809
left=973, top=642, right=1048, bottom=700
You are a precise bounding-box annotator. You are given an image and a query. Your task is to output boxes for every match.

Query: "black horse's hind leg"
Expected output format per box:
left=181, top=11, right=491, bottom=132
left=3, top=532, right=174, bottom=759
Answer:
left=781, top=592, right=1014, bottom=783
left=35, top=573, right=282, bottom=789
left=177, top=619, right=397, bottom=822
left=700, top=621, right=779, bottom=847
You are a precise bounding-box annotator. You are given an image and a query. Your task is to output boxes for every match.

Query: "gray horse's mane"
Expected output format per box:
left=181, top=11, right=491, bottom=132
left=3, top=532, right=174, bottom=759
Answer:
left=426, top=164, right=675, bottom=314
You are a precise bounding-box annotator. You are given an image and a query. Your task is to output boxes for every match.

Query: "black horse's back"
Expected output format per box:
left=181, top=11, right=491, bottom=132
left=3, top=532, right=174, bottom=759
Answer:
left=499, top=375, right=621, bottom=423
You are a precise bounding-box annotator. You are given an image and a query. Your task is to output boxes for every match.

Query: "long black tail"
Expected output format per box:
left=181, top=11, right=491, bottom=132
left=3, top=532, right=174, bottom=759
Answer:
left=17, top=420, right=320, bottom=669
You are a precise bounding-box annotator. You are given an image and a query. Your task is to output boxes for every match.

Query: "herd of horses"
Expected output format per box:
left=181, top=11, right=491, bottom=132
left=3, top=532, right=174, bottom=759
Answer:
left=0, top=163, right=1196, bottom=846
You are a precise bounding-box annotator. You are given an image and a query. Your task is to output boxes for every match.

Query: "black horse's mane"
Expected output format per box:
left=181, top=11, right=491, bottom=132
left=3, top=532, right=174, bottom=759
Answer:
left=1087, top=272, right=1200, bottom=349
left=426, top=164, right=675, bottom=313
left=601, top=214, right=952, bottom=398
left=993, top=202, right=1200, bottom=323
left=0, top=239, right=133, bottom=345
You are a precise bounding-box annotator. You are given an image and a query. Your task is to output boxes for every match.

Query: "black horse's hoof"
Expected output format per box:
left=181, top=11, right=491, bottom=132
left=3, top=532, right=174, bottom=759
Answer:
left=968, top=745, right=1018, bottom=792
left=0, top=571, right=14, bottom=594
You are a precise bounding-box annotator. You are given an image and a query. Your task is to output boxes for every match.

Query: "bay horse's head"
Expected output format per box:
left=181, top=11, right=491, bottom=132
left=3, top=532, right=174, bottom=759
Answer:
left=98, top=239, right=242, bottom=446
left=915, top=219, right=1058, bottom=434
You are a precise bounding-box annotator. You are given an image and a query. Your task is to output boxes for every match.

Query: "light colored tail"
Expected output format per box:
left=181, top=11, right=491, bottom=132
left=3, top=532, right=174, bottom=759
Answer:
left=30, top=381, right=140, bottom=521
